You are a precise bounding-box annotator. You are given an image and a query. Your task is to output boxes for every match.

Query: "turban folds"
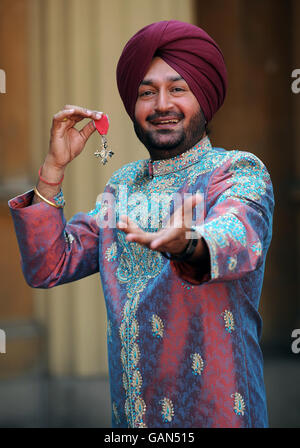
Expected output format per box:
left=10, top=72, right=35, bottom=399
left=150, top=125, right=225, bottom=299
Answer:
left=116, top=20, right=227, bottom=123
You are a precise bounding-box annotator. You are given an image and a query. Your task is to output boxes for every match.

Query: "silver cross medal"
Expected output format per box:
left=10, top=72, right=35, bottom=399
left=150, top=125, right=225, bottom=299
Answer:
left=93, top=114, right=114, bottom=165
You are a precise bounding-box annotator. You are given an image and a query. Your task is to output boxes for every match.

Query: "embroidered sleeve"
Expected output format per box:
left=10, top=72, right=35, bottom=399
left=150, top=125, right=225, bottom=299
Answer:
left=8, top=189, right=100, bottom=288
left=172, top=151, right=274, bottom=284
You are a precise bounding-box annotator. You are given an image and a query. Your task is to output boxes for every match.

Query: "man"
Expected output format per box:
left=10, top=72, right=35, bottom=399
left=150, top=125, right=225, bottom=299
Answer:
left=8, top=20, right=274, bottom=428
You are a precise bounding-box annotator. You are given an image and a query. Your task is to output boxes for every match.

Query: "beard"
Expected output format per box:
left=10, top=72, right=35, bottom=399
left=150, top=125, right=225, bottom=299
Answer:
left=133, top=107, right=206, bottom=156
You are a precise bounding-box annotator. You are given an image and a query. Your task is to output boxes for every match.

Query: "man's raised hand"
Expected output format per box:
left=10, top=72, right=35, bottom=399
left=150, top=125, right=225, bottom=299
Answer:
left=47, top=105, right=103, bottom=170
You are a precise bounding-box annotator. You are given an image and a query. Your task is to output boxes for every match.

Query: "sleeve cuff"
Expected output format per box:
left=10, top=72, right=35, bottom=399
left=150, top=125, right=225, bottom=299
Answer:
left=8, top=189, right=35, bottom=209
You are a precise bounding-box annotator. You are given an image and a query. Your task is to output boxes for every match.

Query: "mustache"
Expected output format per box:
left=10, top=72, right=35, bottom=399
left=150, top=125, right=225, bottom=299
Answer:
left=146, top=112, right=184, bottom=122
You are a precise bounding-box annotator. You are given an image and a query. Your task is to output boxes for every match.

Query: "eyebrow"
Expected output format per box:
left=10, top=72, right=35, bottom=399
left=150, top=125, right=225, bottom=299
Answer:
left=140, top=75, right=184, bottom=86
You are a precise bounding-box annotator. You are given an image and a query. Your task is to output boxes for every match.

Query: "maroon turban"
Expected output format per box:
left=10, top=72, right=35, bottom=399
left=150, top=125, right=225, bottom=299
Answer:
left=116, top=20, right=227, bottom=123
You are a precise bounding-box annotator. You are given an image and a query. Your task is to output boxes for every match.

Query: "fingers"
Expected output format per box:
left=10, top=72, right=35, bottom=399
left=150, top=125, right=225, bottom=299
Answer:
left=117, top=216, right=154, bottom=246
left=51, top=108, right=76, bottom=137
left=52, top=106, right=103, bottom=137
left=53, top=106, right=102, bottom=126
left=63, top=104, right=103, bottom=121
left=117, top=215, right=141, bottom=233
left=53, top=108, right=75, bottom=122
left=150, top=228, right=179, bottom=251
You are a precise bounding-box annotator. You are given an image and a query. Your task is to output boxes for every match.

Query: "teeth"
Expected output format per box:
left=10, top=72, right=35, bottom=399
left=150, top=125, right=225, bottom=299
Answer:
left=156, top=120, right=179, bottom=124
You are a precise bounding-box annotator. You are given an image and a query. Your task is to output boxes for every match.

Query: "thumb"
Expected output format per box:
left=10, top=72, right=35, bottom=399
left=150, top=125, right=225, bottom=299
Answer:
left=79, top=120, right=97, bottom=142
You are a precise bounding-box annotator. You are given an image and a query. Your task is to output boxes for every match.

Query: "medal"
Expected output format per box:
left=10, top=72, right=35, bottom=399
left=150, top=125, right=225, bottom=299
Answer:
left=93, top=114, right=114, bottom=165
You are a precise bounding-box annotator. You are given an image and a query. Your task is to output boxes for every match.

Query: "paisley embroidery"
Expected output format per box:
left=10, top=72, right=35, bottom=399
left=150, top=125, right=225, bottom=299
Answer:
left=222, top=310, right=235, bottom=333
left=134, top=397, right=147, bottom=421
left=151, top=314, right=164, bottom=339
left=105, top=242, right=117, bottom=261
left=160, top=397, right=175, bottom=423
left=191, top=353, right=204, bottom=376
left=231, top=392, right=246, bottom=416
left=132, top=370, right=143, bottom=395
left=228, top=255, right=237, bottom=271
left=117, top=231, right=163, bottom=428
left=130, top=343, right=141, bottom=367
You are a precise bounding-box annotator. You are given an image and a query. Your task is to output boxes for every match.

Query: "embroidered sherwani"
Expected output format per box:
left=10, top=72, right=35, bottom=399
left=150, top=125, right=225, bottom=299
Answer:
left=8, top=136, right=274, bottom=428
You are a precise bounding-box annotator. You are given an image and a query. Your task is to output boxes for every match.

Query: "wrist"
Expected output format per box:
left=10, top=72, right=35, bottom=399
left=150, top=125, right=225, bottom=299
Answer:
left=41, top=158, right=66, bottom=184
left=161, top=229, right=199, bottom=262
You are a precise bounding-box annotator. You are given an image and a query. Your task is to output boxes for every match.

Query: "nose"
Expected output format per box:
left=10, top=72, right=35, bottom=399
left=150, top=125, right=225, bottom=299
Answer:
left=155, top=88, right=172, bottom=113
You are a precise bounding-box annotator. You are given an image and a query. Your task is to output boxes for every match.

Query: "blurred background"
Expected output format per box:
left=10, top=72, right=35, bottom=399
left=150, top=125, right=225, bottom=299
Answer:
left=0, top=0, right=299, bottom=428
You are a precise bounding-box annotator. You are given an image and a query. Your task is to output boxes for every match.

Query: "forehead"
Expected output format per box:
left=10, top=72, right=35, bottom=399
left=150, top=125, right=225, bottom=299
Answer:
left=142, top=56, right=183, bottom=82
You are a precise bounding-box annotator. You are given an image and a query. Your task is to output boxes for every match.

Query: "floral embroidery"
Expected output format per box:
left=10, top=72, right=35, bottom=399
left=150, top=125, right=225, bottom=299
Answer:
left=117, top=231, right=163, bottom=428
left=219, top=152, right=270, bottom=205
left=228, top=255, right=237, bottom=271
left=151, top=314, right=164, bottom=339
left=112, top=401, right=120, bottom=424
left=116, top=232, right=162, bottom=294
left=203, top=213, right=247, bottom=279
left=105, top=242, right=117, bottom=261
left=108, top=159, right=147, bottom=188
left=222, top=310, right=235, bottom=333
left=151, top=136, right=212, bottom=177
left=231, top=392, right=246, bottom=416
left=160, top=397, right=175, bottom=423
left=191, top=353, right=204, bottom=376
left=187, top=150, right=233, bottom=185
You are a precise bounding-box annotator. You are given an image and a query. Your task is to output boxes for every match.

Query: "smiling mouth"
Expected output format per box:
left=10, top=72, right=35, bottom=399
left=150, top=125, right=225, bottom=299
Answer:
left=150, top=119, right=181, bottom=127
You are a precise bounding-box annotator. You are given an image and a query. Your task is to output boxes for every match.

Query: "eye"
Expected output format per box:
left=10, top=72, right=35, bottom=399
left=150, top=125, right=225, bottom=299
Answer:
left=171, top=87, right=185, bottom=93
left=139, top=90, right=155, bottom=97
